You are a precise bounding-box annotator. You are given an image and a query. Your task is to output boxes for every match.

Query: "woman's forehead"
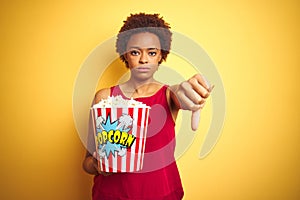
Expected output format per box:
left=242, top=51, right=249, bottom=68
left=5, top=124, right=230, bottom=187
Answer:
left=126, top=32, right=161, bottom=49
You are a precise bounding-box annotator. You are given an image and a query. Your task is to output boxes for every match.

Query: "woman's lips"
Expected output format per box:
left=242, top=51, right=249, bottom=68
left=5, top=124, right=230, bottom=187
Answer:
left=136, top=66, right=151, bottom=72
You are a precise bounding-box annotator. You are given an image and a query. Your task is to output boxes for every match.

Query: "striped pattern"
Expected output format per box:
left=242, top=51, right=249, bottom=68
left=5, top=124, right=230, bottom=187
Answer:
left=92, top=107, right=150, bottom=172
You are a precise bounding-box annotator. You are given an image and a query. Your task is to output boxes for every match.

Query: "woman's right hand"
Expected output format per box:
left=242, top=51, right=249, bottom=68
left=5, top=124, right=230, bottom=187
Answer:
left=82, top=152, right=112, bottom=176
left=91, top=152, right=112, bottom=176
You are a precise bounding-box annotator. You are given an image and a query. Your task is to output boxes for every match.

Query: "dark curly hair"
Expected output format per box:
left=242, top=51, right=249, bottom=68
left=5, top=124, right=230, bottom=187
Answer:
left=116, top=13, right=172, bottom=68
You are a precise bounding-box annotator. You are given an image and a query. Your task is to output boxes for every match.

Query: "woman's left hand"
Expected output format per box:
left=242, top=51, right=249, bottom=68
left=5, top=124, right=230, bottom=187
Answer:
left=170, top=74, right=214, bottom=131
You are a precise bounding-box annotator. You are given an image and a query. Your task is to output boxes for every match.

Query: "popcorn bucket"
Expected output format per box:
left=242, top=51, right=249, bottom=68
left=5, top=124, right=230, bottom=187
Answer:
left=91, top=97, right=150, bottom=172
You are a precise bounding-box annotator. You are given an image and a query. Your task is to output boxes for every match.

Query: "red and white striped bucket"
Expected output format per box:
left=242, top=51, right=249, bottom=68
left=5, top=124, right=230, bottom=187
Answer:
left=91, top=106, right=150, bottom=172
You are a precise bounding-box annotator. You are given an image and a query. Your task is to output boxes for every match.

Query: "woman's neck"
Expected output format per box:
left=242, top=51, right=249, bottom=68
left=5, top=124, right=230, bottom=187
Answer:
left=126, top=77, right=156, bottom=90
left=120, top=78, right=162, bottom=98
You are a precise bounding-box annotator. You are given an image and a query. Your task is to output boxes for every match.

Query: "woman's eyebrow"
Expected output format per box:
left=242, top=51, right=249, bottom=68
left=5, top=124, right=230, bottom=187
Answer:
left=147, top=48, right=159, bottom=50
left=127, top=47, right=159, bottom=50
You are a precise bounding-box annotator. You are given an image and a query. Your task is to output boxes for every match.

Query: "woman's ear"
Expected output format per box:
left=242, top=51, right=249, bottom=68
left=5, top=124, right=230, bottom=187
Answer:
left=158, top=52, right=163, bottom=64
left=123, top=54, right=130, bottom=68
left=159, top=54, right=162, bottom=61
left=123, top=53, right=128, bottom=61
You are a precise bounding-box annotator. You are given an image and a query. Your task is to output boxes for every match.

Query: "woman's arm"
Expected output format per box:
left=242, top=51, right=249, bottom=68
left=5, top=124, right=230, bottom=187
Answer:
left=82, top=88, right=111, bottom=175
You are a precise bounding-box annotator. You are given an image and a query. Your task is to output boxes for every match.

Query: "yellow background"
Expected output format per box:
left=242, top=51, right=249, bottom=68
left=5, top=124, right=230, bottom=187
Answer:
left=1, top=0, right=299, bottom=199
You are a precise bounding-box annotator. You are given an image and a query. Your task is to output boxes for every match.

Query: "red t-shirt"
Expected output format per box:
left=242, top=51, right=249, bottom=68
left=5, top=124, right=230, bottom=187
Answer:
left=92, top=85, right=184, bottom=200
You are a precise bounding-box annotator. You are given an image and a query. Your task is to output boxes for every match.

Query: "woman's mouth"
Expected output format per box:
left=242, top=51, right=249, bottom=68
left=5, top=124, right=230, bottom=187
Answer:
left=136, top=66, right=151, bottom=72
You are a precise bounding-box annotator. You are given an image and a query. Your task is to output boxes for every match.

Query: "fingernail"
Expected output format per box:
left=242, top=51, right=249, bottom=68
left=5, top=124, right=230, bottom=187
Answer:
left=201, top=74, right=211, bottom=90
left=209, top=85, right=215, bottom=92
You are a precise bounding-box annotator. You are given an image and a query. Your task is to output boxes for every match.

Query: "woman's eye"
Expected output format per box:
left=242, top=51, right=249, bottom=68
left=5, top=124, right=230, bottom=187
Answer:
left=130, top=50, right=140, bottom=56
left=149, top=52, right=157, bottom=56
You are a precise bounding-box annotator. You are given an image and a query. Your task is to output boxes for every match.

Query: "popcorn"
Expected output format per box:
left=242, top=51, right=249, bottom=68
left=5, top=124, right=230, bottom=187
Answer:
left=92, top=95, right=150, bottom=108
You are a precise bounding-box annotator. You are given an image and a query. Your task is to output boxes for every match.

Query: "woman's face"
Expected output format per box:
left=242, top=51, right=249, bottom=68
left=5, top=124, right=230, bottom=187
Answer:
left=124, top=32, right=162, bottom=81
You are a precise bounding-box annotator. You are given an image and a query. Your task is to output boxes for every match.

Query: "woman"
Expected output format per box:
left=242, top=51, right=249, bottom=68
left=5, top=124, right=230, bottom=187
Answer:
left=83, top=13, right=213, bottom=200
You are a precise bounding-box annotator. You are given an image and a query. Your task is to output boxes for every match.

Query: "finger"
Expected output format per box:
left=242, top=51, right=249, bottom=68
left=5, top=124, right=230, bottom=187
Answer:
left=91, top=156, right=112, bottom=176
left=191, top=110, right=201, bottom=131
left=199, top=101, right=206, bottom=109
left=92, top=160, right=102, bottom=175
left=92, top=161, right=99, bottom=170
left=101, top=172, right=113, bottom=176
left=181, top=81, right=205, bottom=104
left=177, top=93, right=201, bottom=111
left=93, top=162, right=108, bottom=176
left=93, top=152, right=98, bottom=159
left=208, top=85, right=215, bottom=92
left=93, top=166, right=112, bottom=177
left=189, top=78, right=210, bottom=98
left=184, top=87, right=205, bottom=105
left=194, top=74, right=210, bottom=90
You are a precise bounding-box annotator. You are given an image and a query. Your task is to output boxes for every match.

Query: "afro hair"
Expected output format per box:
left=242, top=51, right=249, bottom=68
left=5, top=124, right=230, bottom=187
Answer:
left=116, top=13, right=172, bottom=67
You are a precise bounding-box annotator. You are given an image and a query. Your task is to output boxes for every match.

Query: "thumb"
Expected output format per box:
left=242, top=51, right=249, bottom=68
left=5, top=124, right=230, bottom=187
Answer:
left=93, top=151, right=98, bottom=160
left=191, top=109, right=201, bottom=131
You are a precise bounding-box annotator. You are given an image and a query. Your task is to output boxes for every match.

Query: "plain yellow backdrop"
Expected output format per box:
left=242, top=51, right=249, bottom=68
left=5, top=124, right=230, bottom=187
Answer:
left=1, top=0, right=299, bottom=199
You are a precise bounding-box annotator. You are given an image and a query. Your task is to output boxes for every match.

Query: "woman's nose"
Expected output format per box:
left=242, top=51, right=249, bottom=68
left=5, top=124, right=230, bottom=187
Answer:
left=139, top=52, right=148, bottom=64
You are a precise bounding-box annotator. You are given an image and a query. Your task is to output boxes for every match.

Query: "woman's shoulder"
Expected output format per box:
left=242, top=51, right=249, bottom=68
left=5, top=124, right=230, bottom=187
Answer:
left=94, top=88, right=111, bottom=104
